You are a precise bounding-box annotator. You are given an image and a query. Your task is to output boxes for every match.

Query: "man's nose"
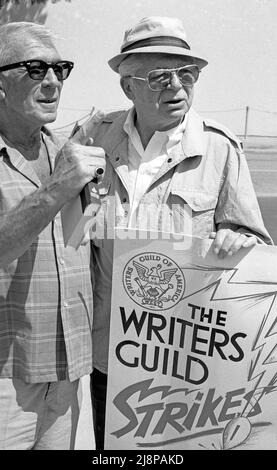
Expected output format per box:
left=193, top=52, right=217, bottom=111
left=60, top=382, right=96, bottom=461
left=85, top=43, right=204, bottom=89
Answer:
left=42, top=67, right=61, bottom=86
left=169, top=71, right=183, bottom=89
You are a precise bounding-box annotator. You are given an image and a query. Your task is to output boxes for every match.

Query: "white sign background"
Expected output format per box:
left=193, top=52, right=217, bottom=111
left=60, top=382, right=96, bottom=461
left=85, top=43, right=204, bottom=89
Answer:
left=105, top=230, right=277, bottom=450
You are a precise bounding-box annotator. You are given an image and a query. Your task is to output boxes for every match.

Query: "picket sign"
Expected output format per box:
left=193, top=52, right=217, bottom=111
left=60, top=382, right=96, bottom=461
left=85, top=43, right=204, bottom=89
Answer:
left=105, top=229, right=277, bottom=450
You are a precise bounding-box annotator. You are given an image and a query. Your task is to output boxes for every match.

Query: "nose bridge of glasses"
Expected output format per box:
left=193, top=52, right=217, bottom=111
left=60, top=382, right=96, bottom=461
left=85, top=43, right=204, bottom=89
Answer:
left=47, top=61, right=66, bottom=80
left=168, top=69, right=183, bottom=88
left=171, top=66, right=198, bottom=87
left=41, top=64, right=61, bottom=83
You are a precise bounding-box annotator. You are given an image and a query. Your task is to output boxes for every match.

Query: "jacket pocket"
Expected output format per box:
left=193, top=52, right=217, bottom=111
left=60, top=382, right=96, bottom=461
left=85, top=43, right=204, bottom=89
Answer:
left=168, top=189, right=218, bottom=237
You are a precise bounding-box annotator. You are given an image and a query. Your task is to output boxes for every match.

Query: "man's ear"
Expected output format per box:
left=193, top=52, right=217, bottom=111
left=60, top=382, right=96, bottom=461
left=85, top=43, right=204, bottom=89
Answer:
left=120, top=76, right=134, bottom=101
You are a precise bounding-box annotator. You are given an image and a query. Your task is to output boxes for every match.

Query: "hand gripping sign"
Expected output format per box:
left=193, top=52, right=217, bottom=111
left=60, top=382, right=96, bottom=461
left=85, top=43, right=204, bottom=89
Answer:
left=105, top=229, right=277, bottom=450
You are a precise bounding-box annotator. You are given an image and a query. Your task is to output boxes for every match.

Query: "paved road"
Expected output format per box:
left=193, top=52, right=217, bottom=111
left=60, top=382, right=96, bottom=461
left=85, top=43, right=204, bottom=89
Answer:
left=75, top=375, right=95, bottom=450
left=258, top=196, right=277, bottom=243
left=245, top=147, right=277, bottom=243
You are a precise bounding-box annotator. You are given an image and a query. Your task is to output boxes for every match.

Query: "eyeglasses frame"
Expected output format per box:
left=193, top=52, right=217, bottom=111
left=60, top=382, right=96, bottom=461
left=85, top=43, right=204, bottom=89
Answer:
left=129, top=64, right=200, bottom=91
left=0, top=59, right=74, bottom=81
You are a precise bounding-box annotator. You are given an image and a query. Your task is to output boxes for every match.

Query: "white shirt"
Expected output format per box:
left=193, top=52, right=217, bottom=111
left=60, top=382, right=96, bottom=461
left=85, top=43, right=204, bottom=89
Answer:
left=123, top=107, right=187, bottom=226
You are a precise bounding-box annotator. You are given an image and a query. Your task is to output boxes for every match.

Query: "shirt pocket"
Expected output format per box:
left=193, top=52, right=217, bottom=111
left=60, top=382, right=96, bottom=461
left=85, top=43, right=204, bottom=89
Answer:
left=168, top=189, right=218, bottom=237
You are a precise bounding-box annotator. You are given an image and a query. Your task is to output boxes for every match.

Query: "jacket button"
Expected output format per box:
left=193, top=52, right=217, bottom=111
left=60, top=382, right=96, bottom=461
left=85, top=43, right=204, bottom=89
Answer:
left=122, top=197, right=127, bottom=203
left=167, top=157, right=172, bottom=163
left=115, top=156, right=120, bottom=161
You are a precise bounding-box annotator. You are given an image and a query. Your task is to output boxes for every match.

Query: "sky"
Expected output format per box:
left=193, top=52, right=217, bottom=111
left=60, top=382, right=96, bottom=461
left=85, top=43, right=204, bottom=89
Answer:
left=4, top=0, right=277, bottom=136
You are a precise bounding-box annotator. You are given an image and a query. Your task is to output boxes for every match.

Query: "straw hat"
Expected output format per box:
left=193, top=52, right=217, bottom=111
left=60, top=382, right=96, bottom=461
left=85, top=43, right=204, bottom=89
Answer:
left=108, top=16, right=208, bottom=73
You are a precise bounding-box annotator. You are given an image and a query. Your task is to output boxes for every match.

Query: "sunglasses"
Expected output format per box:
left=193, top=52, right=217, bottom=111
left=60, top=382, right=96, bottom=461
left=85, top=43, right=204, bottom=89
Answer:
left=0, top=59, right=74, bottom=81
left=130, top=65, right=200, bottom=91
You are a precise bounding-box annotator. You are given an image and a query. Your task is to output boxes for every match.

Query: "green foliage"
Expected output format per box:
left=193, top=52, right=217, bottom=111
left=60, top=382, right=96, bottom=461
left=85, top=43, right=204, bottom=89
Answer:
left=0, top=0, right=72, bottom=24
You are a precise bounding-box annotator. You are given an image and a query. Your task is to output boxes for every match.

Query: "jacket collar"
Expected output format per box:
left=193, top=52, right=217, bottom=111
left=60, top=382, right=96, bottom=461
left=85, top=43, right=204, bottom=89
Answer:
left=102, top=111, right=129, bottom=159
left=180, top=108, right=207, bottom=158
left=100, top=108, right=207, bottom=190
left=105, top=108, right=206, bottom=161
left=149, top=110, right=206, bottom=186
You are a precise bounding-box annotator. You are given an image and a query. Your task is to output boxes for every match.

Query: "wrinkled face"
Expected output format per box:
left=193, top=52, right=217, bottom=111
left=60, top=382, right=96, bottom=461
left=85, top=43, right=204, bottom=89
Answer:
left=121, top=54, right=196, bottom=132
left=0, top=35, right=63, bottom=130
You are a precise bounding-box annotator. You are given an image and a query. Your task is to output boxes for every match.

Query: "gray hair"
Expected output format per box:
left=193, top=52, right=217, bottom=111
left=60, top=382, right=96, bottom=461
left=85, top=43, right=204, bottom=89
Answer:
left=0, top=22, right=58, bottom=67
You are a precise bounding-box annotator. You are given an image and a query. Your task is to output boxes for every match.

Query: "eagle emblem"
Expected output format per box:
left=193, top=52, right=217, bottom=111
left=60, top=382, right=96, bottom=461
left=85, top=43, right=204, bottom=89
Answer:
left=133, top=261, right=177, bottom=301
left=123, top=252, right=185, bottom=311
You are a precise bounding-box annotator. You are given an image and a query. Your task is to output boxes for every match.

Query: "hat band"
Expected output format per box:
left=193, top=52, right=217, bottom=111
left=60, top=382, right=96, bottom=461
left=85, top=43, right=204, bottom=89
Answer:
left=121, top=36, right=190, bottom=53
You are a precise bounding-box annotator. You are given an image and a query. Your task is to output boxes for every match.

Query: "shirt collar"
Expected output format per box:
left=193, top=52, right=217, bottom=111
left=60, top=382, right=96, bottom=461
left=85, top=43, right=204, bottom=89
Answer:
left=0, top=127, right=63, bottom=187
left=123, top=107, right=188, bottom=152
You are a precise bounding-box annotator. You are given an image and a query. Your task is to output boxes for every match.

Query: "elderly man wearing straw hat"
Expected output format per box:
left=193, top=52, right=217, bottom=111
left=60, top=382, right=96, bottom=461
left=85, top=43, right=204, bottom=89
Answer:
left=77, top=16, right=272, bottom=449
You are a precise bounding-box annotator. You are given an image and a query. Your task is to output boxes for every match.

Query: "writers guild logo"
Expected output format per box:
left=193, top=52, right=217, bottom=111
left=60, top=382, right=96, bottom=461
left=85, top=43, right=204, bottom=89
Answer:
left=123, top=252, right=185, bottom=311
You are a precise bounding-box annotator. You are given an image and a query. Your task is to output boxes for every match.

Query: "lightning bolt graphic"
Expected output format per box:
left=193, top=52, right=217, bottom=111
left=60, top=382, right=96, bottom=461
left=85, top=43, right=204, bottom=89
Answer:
left=180, top=264, right=277, bottom=302
left=243, top=293, right=277, bottom=416
left=179, top=262, right=277, bottom=419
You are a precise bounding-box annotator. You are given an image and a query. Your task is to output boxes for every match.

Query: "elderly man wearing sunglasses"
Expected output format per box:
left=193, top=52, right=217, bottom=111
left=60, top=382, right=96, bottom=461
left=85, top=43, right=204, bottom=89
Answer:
left=0, top=22, right=105, bottom=450
left=77, top=16, right=272, bottom=449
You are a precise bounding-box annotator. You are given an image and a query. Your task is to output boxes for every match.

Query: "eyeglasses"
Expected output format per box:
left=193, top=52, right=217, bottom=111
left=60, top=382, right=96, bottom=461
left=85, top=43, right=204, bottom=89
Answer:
left=130, top=65, right=200, bottom=91
left=0, top=60, right=74, bottom=81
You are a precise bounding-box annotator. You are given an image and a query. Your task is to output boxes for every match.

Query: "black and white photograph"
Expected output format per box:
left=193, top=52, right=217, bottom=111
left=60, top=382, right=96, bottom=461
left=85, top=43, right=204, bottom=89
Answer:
left=0, top=0, right=276, bottom=460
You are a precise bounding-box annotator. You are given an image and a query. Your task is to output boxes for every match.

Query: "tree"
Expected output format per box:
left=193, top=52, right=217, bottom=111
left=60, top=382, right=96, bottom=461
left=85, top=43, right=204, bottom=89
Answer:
left=0, top=0, right=71, bottom=6
left=0, top=0, right=71, bottom=25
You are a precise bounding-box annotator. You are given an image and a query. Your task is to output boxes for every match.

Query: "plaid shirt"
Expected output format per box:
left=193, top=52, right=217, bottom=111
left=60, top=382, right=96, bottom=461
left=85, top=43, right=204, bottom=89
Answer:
left=0, top=128, right=93, bottom=383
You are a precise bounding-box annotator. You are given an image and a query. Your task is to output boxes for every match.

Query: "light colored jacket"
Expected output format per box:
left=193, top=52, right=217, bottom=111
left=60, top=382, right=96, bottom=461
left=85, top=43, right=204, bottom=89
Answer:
left=79, top=108, right=272, bottom=375
left=80, top=108, right=272, bottom=244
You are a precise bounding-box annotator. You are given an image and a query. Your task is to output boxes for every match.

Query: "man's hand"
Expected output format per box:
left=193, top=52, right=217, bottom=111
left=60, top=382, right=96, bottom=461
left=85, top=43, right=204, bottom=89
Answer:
left=209, top=229, right=257, bottom=258
left=49, top=133, right=106, bottom=205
